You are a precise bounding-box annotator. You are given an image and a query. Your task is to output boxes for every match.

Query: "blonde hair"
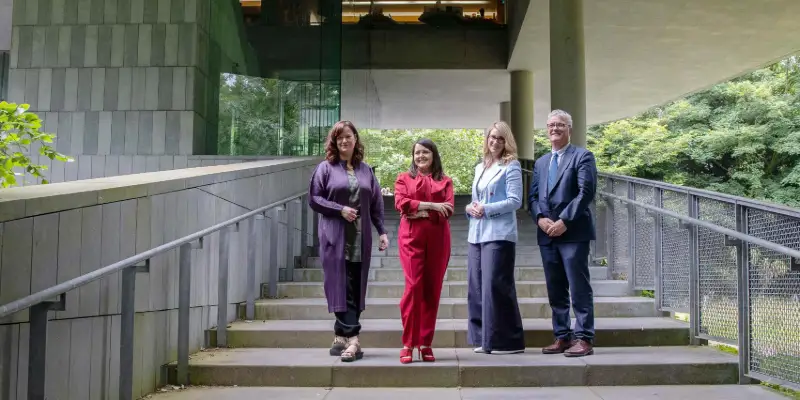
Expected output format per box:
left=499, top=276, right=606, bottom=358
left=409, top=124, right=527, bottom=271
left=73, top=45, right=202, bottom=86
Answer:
left=483, top=121, right=518, bottom=166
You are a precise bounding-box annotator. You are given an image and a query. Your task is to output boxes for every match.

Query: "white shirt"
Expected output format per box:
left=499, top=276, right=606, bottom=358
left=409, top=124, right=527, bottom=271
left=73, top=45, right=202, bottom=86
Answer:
left=550, top=144, right=570, bottom=169
left=476, top=161, right=501, bottom=195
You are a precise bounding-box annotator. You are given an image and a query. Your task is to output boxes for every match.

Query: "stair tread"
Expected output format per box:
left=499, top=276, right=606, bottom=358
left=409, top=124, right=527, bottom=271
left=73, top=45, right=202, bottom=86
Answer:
left=254, top=297, right=653, bottom=305
left=278, top=280, right=626, bottom=287
left=227, top=317, right=687, bottom=331
left=183, top=346, right=734, bottom=367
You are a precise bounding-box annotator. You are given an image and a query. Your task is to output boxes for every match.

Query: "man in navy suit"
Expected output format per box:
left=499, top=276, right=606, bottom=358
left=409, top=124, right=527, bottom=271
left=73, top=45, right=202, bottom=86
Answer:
left=528, top=109, right=597, bottom=357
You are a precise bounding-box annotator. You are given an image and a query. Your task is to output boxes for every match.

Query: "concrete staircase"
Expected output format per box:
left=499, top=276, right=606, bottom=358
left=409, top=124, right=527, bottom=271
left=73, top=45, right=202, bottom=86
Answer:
left=171, top=196, right=738, bottom=388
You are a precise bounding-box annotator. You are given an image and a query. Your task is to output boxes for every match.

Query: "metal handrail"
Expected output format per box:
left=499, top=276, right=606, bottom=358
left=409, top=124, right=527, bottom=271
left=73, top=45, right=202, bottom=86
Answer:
left=0, top=191, right=307, bottom=319
left=600, top=191, right=800, bottom=260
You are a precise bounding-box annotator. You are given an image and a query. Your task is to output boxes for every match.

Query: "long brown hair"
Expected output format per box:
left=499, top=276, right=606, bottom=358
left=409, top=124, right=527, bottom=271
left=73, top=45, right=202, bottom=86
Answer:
left=408, top=138, right=444, bottom=180
left=325, top=120, right=365, bottom=164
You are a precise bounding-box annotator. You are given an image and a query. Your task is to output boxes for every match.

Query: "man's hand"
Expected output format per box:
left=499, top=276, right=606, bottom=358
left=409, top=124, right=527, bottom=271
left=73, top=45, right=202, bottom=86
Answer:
left=537, top=217, right=555, bottom=232
left=546, top=219, right=567, bottom=237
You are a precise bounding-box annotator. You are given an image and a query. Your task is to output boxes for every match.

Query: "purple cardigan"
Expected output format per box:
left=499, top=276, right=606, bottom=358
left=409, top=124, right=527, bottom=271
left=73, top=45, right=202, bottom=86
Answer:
left=308, top=160, right=386, bottom=313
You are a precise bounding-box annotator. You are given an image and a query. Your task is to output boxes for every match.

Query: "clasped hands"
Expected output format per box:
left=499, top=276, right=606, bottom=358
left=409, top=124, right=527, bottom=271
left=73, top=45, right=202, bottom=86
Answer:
left=406, top=202, right=454, bottom=219
left=538, top=217, right=567, bottom=237
left=339, top=206, right=390, bottom=251
left=466, top=201, right=484, bottom=219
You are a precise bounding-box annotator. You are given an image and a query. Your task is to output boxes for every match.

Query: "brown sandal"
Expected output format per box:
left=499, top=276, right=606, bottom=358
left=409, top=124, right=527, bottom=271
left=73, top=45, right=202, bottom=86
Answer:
left=341, top=336, right=364, bottom=362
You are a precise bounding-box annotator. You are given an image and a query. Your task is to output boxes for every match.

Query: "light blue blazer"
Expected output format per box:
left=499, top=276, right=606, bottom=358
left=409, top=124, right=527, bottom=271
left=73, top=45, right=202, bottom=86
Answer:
left=466, top=159, right=523, bottom=244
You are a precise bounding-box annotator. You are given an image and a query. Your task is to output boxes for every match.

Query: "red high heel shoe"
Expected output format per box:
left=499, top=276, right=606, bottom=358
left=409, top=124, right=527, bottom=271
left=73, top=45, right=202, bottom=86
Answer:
left=419, top=346, right=435, bottom=362
left=400, top=347, right=413, bottom=364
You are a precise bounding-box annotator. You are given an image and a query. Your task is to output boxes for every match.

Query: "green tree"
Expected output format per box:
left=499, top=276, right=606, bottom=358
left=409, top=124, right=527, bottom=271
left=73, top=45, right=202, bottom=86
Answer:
left=0, top=102, right=71, bottom=188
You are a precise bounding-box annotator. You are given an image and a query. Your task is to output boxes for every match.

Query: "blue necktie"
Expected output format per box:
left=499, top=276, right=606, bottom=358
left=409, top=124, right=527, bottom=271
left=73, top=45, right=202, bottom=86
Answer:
left=548, top=153, right=559, bottom=190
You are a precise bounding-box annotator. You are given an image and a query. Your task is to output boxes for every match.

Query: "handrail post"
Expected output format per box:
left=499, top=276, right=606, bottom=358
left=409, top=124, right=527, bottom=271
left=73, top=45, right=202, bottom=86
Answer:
left=604, top=176, right=615, bottom=279
left=286, top=200, right=297, bottom=282
left=627, top=181, right=636, bottom=291
left=177, top=240, right=201, bottom=386
left=246, top=215, right=265, bottom=320
left=120, top=261, right=150, bottom=400
left=735, top=204, right=752, bottom=384
left=217, top=224, right=236, bottom=348
left=27, top=294, right=65, bottom=400
left=652, top=186, right=663, bottom=310
left=300, top=195, right=309, bottom=268
left=268, top=207, right=280, bottom=297
left=687, top=194, right=701, bottom=346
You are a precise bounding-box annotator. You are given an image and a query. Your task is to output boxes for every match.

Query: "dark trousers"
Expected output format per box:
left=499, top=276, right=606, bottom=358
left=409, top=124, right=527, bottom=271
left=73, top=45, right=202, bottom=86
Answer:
left=334, top=261, right=362, bottom=338
left=467, top=241, right=525, bottom=351
left=540, top=241, right=595, bottom=342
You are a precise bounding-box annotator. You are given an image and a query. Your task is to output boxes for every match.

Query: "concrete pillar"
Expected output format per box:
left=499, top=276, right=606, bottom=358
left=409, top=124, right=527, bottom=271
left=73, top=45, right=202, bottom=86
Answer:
left=510, top=70, right=534, bottom=160
left=550, top=0, right=587, bottom=147
left=499, top=101, right=511, bottom=124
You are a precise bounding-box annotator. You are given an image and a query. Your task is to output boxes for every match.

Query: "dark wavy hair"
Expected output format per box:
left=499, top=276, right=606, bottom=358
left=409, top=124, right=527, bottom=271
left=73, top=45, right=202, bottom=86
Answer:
left=325, top=120, right=365, bottom=164
left=409, top=138, right=444, bottom=181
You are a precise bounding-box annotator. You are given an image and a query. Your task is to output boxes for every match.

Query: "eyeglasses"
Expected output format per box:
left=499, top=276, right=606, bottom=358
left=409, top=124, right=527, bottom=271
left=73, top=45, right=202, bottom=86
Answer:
left=488, top=134, right=505, bottom=143
left=547, top=123, right=569, bottom=129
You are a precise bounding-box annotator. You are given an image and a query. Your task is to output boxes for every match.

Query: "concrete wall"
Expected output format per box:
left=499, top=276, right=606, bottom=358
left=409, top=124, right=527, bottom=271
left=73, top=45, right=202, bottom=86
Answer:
left=0, top=0, right=11, bottom=51
left=507, top=0, right=531, bottom=61
left=6, top=0, right=217, bottom=157
left=0, top=157, right=319, bottom=400
left=11, top=155, right=288, bottom=187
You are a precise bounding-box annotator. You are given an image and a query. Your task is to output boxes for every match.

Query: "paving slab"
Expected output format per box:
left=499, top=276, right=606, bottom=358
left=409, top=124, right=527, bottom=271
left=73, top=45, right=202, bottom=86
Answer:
left=146, top=385, right=788, bottom=400
left=213, top=318, right=689, bottom=348
left=168, top=347, right=738, bottom=387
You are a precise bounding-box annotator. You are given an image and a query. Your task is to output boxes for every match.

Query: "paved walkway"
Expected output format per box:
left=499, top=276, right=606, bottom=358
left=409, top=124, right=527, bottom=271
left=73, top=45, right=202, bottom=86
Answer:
left=146, top=385, right=788, bottom=399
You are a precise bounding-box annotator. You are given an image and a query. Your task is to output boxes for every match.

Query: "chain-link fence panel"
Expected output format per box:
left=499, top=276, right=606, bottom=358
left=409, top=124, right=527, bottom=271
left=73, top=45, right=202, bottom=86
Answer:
left=660, top=190, right=691, bottom=312
left=696, top=197, right=738, bottom=344
left=610, top=179, right=630, bottom=280
left=631, top=184, right=655, bottom=289
left=746, top=208, right=800, bottom=386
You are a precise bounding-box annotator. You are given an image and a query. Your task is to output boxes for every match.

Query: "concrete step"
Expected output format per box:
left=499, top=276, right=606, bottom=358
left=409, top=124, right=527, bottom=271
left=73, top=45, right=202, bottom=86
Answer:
left=239, top=297, right=658, bottom=320
left=292, top=266, right=609, bottom=282
left=143, top=385, right=789, bottom=400
left=209, top=318, right=689, bottom=348
left=167, top=346, right=737, bottom=387
left=369, top=245, right=541, bottom=257
left=305, top=256, right=551, bottom=268
left=272, top=280, right=631, bottom=299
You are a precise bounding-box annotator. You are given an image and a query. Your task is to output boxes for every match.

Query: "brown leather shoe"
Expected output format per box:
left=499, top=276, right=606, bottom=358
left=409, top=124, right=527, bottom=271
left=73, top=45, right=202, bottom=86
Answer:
left=564, top=339, right=594, bottom=357
left=541, top=338, right=576, bottom=354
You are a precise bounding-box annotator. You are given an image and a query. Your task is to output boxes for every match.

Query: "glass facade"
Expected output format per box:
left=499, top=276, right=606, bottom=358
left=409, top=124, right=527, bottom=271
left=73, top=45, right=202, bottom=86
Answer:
left=213, top=0, right=343, bottom=157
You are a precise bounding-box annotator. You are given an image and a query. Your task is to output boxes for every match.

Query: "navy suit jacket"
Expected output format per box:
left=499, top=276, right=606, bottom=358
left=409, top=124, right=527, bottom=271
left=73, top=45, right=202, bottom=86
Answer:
left=527, top=145, right=598, bottom=245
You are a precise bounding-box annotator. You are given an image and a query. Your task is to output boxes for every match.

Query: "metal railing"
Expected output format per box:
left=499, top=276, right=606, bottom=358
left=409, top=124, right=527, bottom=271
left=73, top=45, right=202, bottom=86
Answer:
left=597, top=173, right=799, bottom=389
left=520, top=165, right=800, bottom=389
left=0, top=191, right=312, bottom=400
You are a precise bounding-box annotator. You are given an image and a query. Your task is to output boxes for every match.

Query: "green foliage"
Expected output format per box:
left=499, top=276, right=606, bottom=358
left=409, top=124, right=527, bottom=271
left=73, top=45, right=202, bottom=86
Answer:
left=589, top=57, right=800, bottom=207
left=0, top=102, right=72, bottom=188
left=360, top=128, right=485, bottom=194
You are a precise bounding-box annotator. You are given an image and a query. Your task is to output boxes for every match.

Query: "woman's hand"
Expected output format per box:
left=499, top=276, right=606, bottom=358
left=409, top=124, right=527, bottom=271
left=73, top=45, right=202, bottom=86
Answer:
left=428, top=202, right=454, bottom=217
left=467, top=202, right=484, bottom=218
left=378, top=234, right=389, bottom=251
left=341, top=206, right=358, bottom=222
left=406, top=210, right=429, bottom=219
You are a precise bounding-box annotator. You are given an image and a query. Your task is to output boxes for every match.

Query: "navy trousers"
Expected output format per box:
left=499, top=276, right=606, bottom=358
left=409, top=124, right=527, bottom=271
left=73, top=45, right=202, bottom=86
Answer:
left=539, top=241, right=595, bottom=342
left=467, top=241, right=525, bottom=351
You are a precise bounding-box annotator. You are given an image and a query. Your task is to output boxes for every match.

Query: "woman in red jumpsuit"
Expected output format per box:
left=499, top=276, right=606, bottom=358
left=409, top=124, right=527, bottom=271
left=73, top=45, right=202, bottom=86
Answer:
left=394, top=138, right=455, bottom=364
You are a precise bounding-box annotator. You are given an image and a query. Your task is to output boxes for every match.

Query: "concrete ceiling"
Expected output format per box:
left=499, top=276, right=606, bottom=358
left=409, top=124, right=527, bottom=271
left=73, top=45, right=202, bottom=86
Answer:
left=345, top=0, right=800, bottom=129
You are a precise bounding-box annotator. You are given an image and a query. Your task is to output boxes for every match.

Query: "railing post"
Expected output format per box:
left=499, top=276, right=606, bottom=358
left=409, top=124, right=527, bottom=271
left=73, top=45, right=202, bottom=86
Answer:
left=686, top=194, right=702, bottom=346
left=300, top=195, right=309, bottom=268
left=246, top=215, right=265, bottom=320
left=627, top=181, right=636, bottom=291
left=735, top=204, right=752, bottom=384
left=604, top=177, right=615, bottom=280
left=268, top=207, right=280, bottom=297
left=286, top=200, right=297, bottom=282
left=120, top=262, right=150, bottom=400
left=653, top=187, right=663, bottom=310
left=27, top=294, right=65, bottom=400
left=177, top=239, right=201, bottom=386
left=217, top=224, right=236, bottom=348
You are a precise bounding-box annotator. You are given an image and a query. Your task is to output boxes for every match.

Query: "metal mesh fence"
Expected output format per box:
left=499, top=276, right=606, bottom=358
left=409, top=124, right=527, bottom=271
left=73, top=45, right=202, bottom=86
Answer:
left=696, top=197, right=738, bottom=344
left=610, top=179, right=630, bottom=279
left=633, top=184, right=656, bottom=289
left=746, top=208, right=800, bottom=386
left=660, top=190, right=690, bottom=311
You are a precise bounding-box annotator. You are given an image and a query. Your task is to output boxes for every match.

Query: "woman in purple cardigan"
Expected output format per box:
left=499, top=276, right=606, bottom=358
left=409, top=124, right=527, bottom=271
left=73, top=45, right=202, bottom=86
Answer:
left=309, top=120, right=389, bottom=362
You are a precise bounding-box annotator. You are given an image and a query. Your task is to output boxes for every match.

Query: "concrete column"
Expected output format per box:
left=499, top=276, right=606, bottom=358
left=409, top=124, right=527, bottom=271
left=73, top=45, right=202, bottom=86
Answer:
left=550, top=0, right=587, bottom=147
left=499, top=101, right=511, bottom=124
left=510, top=70, right=534, bottom=160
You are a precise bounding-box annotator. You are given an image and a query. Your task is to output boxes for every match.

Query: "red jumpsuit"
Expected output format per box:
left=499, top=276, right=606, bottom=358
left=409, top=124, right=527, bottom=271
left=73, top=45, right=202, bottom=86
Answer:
left=394, top=172, right=454, bottom=347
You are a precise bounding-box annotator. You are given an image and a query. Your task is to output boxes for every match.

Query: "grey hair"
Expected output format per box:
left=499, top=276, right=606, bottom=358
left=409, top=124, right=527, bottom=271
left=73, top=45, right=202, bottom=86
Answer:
left=547, top=109, right=573, bottom=127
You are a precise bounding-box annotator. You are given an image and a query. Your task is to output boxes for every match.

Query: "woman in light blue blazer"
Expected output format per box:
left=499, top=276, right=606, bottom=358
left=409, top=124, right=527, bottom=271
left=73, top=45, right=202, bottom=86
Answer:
left=465, top=121, right=525, bottom=354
